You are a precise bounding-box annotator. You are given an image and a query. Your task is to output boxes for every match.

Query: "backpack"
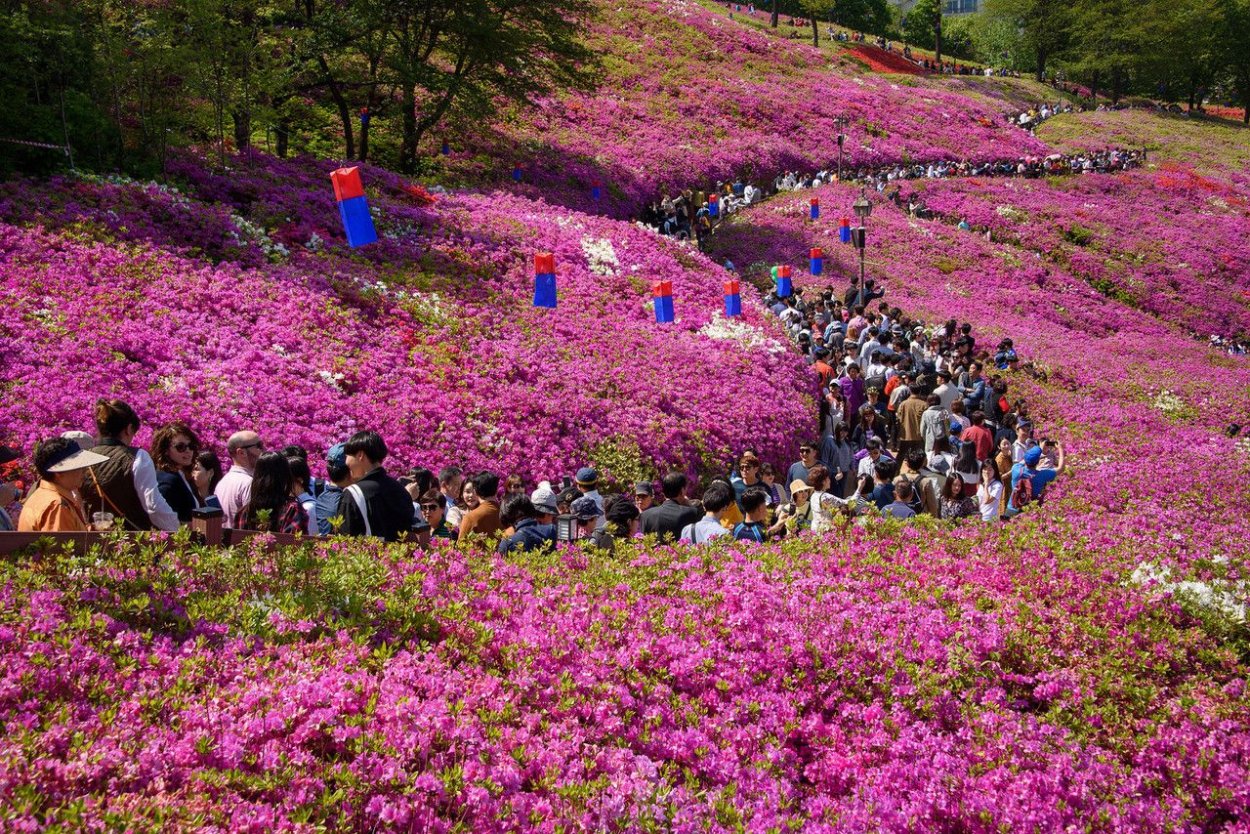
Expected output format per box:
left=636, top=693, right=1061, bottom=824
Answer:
left=733, top=521, right=765, bottom=542
left=905, top=475, right=927, bottom=515
left=1011, top=466, right=1034, bottom=509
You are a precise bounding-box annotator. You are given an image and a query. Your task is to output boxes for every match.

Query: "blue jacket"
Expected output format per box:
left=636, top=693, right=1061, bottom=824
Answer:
left=497, top=518, right=556, bottom=554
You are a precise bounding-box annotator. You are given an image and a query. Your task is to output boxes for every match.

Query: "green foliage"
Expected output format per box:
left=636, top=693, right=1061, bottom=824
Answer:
left=903, top=0, right=941, bottom=50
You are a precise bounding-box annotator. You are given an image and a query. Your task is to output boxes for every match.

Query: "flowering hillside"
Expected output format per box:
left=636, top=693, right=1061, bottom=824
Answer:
left=0, top=153, right=814, bottom=483
left=2, top=2, right=1250, bottom=830
left=896, top=169, right=1250, bottom=339
left=436, top=0, right=1051, bottom=215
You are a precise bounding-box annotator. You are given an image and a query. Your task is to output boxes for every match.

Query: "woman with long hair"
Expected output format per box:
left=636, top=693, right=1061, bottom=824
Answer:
left=977, top=459, right=1004, bottom=523
left=80, top=399, right=179, bottom=531
left=953, top=441, right=981, bottom=499
left=151, top=421, right=204, bottom=523
left=940, top=473, right=977, bottom=520
left=234, top=452, right=308, bottom=534
left=822, top=421, right=856, bottom=497
left=192, top=451, right=224, bottom=510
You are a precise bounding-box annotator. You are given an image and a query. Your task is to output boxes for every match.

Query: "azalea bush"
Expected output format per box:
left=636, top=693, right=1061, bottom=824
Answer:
left=894, top=169, right=1250, bottom=339
left=433, top=0, right=1051, bottom=216
left=1, top=511, right=1247, bottom=831
left=0, top=152, right=814, bottom=484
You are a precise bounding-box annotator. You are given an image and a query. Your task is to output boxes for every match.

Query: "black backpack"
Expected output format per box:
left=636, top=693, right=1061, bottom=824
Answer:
left=905, top=475, right=927, bottom=515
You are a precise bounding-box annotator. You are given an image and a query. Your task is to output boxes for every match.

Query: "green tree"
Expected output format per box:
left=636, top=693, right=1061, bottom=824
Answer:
left=831, top=0, right=892, bottom=35
left=799, top=0, right=833, bottom=46
left=0, top=1, right=108, bottom=173
left=1065, top=0, right=1142, bottom=102
left=1221, top=0, right=1250, bottom=122
left=379, top=0, right=597, bottom=173
left=904, top=0, right=940, bottom=51
left=980, top=0, right=1070, bottom=81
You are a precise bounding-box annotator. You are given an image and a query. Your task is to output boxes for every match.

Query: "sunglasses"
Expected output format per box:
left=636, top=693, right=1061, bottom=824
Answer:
left=238, top=442, right=265, bottom=452
left=420, top=503, right=440, bottom=512
left=172, top=442, right=197, bottom=453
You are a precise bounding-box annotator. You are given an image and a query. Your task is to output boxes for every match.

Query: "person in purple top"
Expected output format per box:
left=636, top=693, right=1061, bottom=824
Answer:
left=839, top=361, right=866, bottom=423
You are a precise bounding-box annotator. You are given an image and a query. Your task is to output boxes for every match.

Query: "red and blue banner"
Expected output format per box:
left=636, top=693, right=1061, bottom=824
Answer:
left=533, top=253, right=557, bottom=309
left=724, top=279, right=742, bottom=317
left=810, top=247, right=824, bottom=276
left=708, top=193, right=720, bottom=218
left=810, top=197, right=820, bottom=220
left=330, top=167, right=377, bottom=248
left=776, top=264, right=793, bottom=298
left=839, top=216, right=852, bottom=244
left=653, top=280, right=675, bottom=323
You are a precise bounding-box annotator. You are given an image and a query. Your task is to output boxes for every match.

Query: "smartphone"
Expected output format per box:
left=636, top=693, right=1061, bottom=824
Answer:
left=562, top=476, right=572, bottom=490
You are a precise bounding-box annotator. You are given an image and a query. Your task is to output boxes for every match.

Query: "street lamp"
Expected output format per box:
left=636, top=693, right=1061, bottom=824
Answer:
left=834, top=115, right=849, bottom=181
left=852, top=188, right=872, bottom=285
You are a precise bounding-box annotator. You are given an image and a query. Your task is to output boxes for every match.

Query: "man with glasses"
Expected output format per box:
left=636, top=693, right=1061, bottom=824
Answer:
left=215, top=430, right=264, bottom=527
left=787, top=443, right=817, bottom=493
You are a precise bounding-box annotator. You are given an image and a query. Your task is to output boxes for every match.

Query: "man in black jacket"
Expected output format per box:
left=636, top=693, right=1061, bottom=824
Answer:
left=639, top=472, right=701, bottom=543
left=339, top=430, right=414, bottom=542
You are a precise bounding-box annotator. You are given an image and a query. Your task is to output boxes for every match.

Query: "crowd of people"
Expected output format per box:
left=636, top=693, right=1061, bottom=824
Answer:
left=643, top=145, right=1145, bottom=245
left=751, top=273, right=1064, bottom=529
left=0, top=271, right=1064, bottom=554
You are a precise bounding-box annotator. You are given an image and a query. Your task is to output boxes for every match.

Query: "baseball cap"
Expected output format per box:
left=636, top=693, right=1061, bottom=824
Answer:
left=326, top=443, right=347, bottom=469
left=634, top=481, right=654, bottom=497
left=1024, top=447, right=1043, bottom=466
left=574, top=467, right=599, bottom=486
left=570, top=496, right=602, bottom=521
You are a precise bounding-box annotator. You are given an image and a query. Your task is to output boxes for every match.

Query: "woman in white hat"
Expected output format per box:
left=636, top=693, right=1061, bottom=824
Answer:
left=18, top=438, right=109, bottom=532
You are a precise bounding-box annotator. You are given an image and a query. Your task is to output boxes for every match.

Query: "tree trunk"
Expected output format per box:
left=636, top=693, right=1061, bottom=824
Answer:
left=770, top=0, right=778, bottom=27
left=1035, top=49, right=1047, bottom=82
left=232, top=109, right=251, bottom=152
left=275, top=120, right=290, bottom=158
left=1090, top=69, right=1100, bottom=103
left=400, top=82, right=417, bottom=173
left=811, top=17, right=819, bottom=47
left=1111, top=67, right=1122, bottom=105
left=319, top=56, right=354, bottom=160
left=934, top=15, right=942, bottom=64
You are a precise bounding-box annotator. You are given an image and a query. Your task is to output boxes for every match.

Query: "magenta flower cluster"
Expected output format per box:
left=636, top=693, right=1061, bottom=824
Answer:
left=0, top=151, right=815, bottom=483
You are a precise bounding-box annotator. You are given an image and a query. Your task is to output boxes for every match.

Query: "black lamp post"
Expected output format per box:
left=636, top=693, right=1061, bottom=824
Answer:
left=852, top=188, right=872, bottom=285
left=834, top=116, right=848, bottom=181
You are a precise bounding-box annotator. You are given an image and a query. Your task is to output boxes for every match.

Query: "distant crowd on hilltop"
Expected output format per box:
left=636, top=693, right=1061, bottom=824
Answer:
left=642, top=147, right=1145, bottom=246
left=1, top=274, right=1064, bottom=553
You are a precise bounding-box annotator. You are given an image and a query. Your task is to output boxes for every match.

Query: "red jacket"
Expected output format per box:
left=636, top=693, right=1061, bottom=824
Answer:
left=963, top=425, right=994, bottom=461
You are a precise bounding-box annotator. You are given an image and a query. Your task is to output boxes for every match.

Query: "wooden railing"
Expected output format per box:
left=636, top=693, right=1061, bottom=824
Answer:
left=0, top=507, right=324, bottom=556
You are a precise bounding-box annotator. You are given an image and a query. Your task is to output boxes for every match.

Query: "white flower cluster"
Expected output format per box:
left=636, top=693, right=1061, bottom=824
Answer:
left=995, top=204, right=1027, bottom=222
left=698, top=312, right=788, bottom=355
left=318, top=370, right=346, bottom=392
left=581, top=237, right=620, bottom=276
left=229, top=214, right=289, bottom=263
left=1132, top=560, right=1246, bottom=623
left=1152, top=388, right=1189, bottom=419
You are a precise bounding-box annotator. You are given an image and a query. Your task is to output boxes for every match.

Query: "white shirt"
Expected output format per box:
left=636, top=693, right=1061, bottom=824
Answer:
left=810, top=490, right=840, bottom=533
left=977, top=480, right=1003, bottom=522
left=132, top=449, right=180, bottom=531
left=857, top=455, right=880, bottom=479
left=1012, top=439, right=1036, bottom=463
left=934, top=383, right=959, bottom=411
